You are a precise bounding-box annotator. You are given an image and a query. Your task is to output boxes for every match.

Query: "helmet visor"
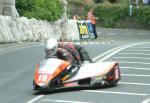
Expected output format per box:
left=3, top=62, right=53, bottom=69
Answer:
left=48, top=46, right=57, bottom=55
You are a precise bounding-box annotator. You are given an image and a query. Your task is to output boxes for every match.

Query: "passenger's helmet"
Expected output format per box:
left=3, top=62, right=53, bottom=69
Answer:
left=45, top=38, right=58, bottom=55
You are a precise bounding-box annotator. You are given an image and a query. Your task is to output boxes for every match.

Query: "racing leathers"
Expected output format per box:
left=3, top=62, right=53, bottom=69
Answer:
left=58, top=42, right=91, bottom=64
left=45, top=48, right=77, bottom=64
left=45, top=47, right=78, bottom=82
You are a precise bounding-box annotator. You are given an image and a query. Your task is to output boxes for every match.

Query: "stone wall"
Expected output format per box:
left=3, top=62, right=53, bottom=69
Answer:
left=0, top=0, right=80, bottom=43
left=0, top=0, right=19, bottom=18
left=0, top=16, right=80, bottom=43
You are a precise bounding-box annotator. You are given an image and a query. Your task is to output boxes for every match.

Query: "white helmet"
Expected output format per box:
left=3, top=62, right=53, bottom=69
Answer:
left=45, top=38, right=58, bottom=55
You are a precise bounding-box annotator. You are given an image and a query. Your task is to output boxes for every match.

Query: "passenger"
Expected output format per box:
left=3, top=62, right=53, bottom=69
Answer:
left=45, top=38, right=77, bottom=64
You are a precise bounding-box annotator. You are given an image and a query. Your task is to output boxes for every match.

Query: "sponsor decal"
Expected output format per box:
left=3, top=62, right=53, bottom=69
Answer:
left=77, top=20, right=95, bottom=40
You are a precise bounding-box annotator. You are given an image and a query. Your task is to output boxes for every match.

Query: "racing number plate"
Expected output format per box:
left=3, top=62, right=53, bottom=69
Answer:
left=38, top=73, right=50, bottom=83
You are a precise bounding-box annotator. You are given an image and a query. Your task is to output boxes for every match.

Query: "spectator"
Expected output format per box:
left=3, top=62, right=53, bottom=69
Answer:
left=87, top=9, right=98, bottom=39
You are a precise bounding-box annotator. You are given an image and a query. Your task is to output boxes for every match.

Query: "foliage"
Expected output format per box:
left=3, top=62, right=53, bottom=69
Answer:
left=16, top=0, right=34, bottom=15
left=108, top=0, right=117, bottom=3
left=68, top=0, right=150, bottom=29
left=138, top=6, right=150, bottom=26
left=94, top=4, right=128, bottom=27
left=94, top=4, right=150, bottom=29
left=16, top=0, right=63, bottom=21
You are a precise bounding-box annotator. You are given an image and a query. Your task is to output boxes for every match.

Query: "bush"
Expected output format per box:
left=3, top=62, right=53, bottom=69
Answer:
left=84, top=3, right=150, bottom=29
left=16, top=0, right=34, bottom=15
left=108, top=0, right=117, bottom=3
left=94, top=0, right=103, bottom=3
left=16, top=0, right=63, bottom=21
left=138, top=6, right=150, bottom=25
left=94, top=4, right=128, bottom=27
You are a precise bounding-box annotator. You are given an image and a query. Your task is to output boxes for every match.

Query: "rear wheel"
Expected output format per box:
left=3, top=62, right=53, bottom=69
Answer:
left=90, top=78, right=109, bottom=88
left=108, top=80, right=118, bottom=87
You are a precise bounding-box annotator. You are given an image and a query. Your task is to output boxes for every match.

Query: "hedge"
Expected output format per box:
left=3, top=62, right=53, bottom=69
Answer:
left=84, top=4, right=150, bottom=29
left=16, top=0, right=63, bottom=21
left=94, top=4, right=128, bottom=28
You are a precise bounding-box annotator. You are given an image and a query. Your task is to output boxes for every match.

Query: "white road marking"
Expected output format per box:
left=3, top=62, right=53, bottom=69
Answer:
left=131, top=47, right=150, bottom=49
left=139, top=44, right=150, bottom=46
left=113, top=57, right=150, bottom=60
left=119, top=61, right=150, bottom=65
left=125, top=49, right=150, bottom=52
left=26, top=95, right=44, bottom=103
left=119, top=82, right=150, bottom=86
left=121, top=74, right=150, bottom=77
left=93, top=42, right=147, bottom=62
left=42, top=99, right=93, bottom=103
left=119, top=53, right=150, bottom=56
left=84, top=90, right=149, bottom=96
left=142, top=98, right=150, bottom=103
left=120, top=67, right=150, bottom=70
left=97, top=42, right=147, bottom=62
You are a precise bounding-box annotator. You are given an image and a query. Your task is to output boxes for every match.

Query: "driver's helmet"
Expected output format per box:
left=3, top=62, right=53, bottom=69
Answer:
left=45, top=38, right=58, bottom=55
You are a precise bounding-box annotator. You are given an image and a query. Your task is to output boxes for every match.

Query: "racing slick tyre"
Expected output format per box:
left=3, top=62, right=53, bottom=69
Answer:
left=108, top=80, right=118, bottom=87
left=90, top=78, right=109, bottom=88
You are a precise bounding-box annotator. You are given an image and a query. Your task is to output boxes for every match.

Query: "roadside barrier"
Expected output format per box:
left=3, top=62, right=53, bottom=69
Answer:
left=76, top=20, right=95, bottom=40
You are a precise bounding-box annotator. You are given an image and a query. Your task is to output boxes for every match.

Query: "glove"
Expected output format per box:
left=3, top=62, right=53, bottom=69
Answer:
left=83, top=60, right=90, bottom=64
left=88, top=59, right=93, bottom=63
left=72, top=64, right=80, bottom=68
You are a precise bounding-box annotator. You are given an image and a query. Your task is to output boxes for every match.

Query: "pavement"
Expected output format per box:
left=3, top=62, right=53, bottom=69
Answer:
left=83, top=27, right=150, bottom=44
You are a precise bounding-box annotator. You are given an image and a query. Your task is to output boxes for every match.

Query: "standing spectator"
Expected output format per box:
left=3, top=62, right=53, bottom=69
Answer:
left=87, top=9, right=98, bottom=39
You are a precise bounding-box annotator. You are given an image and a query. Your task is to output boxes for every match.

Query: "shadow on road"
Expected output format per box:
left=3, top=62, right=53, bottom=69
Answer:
left=33, top=84, right=118, bottom=95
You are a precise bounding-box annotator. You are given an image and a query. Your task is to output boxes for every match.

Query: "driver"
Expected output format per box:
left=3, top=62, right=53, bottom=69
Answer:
left=45, top=38, right=92, bottom=64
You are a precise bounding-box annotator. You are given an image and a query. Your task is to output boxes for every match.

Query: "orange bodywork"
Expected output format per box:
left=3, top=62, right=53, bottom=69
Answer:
left=34, top=61, right=70, bottom=85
